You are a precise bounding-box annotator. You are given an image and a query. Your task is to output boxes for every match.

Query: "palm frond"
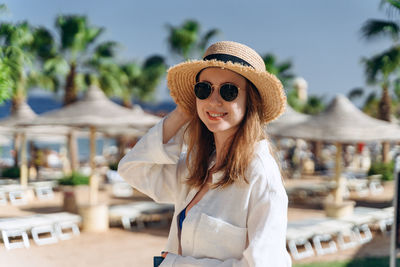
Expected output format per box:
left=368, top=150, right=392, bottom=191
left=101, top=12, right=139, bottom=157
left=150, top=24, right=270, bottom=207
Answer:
left=362, top=46, right=400, bottom=84
left=380, top=0, right=400, bottom=17
left=44, top=56, right=69, bottom=76
left=94, top=41, right=119, bottom=59
left=32, top=27, right=56, bottom=60
left=361, top=19, right=400, bottom=41
left=198, top=29, right=219, bottom=52
left=347, top=87, right=364, bottom=100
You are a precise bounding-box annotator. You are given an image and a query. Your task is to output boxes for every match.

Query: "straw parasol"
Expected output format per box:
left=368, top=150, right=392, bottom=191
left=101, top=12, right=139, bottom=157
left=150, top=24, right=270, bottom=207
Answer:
left=29, top=85, right=160, bottom=128
left=0, top=101, right=72, bottom=186
left=276, top=95, right=400, bottom=142
left=26, top=85, right=161, bottom=206
left=278, top=95, right=400, bottom=217
left=23, top=85, right=161, bottom=231
left=266, top=104, right=309, bottom=136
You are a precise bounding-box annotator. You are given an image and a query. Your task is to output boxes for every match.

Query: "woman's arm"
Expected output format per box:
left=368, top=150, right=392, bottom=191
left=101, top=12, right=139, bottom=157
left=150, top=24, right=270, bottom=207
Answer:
left=163, top=106, right=191, bottom=144
left=118, top=107, right=190, bottom=204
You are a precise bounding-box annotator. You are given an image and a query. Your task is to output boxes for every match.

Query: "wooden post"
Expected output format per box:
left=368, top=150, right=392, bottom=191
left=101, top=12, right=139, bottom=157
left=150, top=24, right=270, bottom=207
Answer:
left=334, top=143, right=343, bottom=204
left=315, top=141, right=322, bottom=160
left=383, top=141, right=391, bottom=163
left=20, top=133, right=28, bottom=187
left=67, top=129, right=79, bottom=171
left=89, top=126, right=98, bottom=205
left=13, top=133, right=21, bottom=167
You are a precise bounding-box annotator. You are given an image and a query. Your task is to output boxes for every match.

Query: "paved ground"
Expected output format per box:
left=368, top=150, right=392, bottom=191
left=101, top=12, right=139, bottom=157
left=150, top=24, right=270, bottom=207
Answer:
left=0, top=179, right=396, bottom=266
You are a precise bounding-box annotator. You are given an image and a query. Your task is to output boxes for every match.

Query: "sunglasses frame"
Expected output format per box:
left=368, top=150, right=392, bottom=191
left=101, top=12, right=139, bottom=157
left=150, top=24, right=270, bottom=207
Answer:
left=194, top=81, right=240, bottom=102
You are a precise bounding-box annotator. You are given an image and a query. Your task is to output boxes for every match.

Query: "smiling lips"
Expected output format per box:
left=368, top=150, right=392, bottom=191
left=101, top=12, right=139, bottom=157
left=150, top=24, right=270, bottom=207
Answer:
left=207, top=111, right=227, bottom=120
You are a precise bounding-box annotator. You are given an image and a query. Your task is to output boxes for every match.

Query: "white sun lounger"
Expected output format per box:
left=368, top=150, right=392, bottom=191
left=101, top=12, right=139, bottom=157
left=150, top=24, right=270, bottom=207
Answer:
left=353, top=207, right=394, bottom=233
left=39, top=212, right=81, bottom=240
left=0, top=185, right=29, bottom=205
left=287, top=218, right=337, bottom=258
left=287, top=217, right=362, bottom=259
left=34, top=186, right=54, bottom=200
left=109, top=201, right=174, bottom=230
left=0, top=215, right=55, bottom=249
left=338, top=211, right=374, bottom=244
left=0, top=212, right=82, bottom=250
left=29, top=181, right=57, bottom=200
left=8, top=190, right=28, bottom=205
left=112, top=182, right=134, bottom=198
left=0, top=218, right=31, bottom=250
left=286, top=226, right=315, bottom=260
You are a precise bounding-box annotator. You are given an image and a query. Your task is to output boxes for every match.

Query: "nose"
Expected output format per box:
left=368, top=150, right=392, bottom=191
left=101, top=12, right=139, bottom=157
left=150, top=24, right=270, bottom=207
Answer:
left=208, top=85, right=223, bottom=106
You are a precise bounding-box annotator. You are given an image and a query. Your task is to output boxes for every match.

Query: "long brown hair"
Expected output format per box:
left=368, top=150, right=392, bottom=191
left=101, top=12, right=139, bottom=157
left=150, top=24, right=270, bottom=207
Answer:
left=184, top=81, right=268, bottom=189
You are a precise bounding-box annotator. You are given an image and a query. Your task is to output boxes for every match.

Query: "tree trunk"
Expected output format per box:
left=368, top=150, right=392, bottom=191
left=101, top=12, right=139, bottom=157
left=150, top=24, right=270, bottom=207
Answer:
left=12, top=133, right=21, bottom=167
left=378, top=85, right=392, bottom=163
left=378, top=85, right=391, bottom=122
left=11, top=79, right=26, bottom=167
left=11, top=97, right=23, bottom=116
left=67, top=130, right=79, bottom=172
left=64, top=63, right=78, bottom=106
left=11, top=78, right=26, bottom=115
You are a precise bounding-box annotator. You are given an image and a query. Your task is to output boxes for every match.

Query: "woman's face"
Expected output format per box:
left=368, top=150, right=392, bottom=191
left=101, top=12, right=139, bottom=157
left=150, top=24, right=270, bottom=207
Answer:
left=196, top=67, right=247, bottom=139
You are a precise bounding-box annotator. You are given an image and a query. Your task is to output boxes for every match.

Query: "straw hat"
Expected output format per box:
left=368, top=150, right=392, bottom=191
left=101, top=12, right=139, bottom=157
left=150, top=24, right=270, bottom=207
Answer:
left=167, top=41, right=286, bottom=123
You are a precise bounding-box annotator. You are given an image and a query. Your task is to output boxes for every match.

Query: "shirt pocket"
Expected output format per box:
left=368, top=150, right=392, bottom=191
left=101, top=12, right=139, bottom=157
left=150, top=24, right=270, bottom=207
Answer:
left=193, top=213, right=247, bottom=260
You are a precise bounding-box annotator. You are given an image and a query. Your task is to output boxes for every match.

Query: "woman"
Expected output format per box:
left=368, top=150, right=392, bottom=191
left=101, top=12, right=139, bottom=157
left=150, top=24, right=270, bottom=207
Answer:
left=118, top=41, right=291, bottom=266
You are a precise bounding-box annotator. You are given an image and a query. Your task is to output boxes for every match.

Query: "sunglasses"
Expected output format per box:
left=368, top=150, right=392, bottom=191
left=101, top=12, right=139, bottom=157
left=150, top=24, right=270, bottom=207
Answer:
left=194, top=81, right=239, bottom=102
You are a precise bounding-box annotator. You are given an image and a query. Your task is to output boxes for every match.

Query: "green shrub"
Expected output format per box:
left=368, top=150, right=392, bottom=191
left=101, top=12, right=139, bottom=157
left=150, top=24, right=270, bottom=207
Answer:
left=58, top=172, right=90, bottom=186
left=368, top=160, right=395, bottom=181
left=1, top=167, right=20, bottom=178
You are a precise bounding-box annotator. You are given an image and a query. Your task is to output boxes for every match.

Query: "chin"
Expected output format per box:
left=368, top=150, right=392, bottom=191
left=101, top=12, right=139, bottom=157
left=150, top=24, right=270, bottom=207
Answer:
left=204, top=123, right=232, bottom=134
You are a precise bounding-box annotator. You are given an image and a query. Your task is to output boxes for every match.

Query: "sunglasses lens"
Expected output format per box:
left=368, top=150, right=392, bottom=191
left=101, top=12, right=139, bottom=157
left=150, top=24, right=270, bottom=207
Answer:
left=220, top=84, right=238, bottom=102
left=194, top=82, right=212, bottom=100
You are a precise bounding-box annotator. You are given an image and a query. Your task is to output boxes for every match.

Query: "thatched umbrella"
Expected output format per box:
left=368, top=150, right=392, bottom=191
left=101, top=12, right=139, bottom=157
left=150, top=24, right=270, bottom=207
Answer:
left=24, top=85, right=161, bottom=231
left=27, top=85, right=161, bottom=206
left=0, top=101, right=73, bottom=186
left=266, top=105, right=309, bottom=136
left=0, top=101, right=37, bottom=178
left=278, top=95, right=400, bottom=217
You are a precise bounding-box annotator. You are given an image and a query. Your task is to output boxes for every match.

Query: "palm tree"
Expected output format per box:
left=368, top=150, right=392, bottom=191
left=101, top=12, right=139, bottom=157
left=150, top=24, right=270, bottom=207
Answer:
left=360, top=0, right=400, bottom=122
left=166, top=19, right=219, bottom=60
left=35, top=15, right=113, bottom=105
left=262, top=53, right=294, bottom=89
left=302, top=95, right=326, bottom=115
left=0, top=4, right=13, bottom=103
left=135, top=55, right=168, bottom=101
left=361, top=47, right=400, bottom=121
left=86, top=53, right=167, bottom=107
left=0, top=21, right=34, bottom=113
left=0, top=47, right=13, bottom=103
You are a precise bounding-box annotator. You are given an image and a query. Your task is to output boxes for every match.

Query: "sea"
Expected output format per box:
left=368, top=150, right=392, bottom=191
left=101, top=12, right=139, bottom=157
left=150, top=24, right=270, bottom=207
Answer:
left=0, top=95, right=176, bottom=164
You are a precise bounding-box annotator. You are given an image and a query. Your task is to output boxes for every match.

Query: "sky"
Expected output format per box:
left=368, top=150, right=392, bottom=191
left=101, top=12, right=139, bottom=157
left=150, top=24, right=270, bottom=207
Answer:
left=1, top=0, right=394, bottom=104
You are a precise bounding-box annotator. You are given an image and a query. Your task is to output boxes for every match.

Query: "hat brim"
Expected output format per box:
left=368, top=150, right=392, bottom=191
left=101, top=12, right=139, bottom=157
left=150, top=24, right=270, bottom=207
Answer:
left=167, top=59, right=286, bottom=124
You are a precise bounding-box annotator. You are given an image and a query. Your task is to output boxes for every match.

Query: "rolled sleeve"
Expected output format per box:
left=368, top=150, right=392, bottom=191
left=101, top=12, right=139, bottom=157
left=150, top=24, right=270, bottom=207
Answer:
left=117, top=118, right=185, bottom=203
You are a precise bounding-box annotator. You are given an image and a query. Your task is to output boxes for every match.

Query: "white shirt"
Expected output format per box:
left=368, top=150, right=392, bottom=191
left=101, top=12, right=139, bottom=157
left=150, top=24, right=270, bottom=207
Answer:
left=118, top=119, right=291, bottom=266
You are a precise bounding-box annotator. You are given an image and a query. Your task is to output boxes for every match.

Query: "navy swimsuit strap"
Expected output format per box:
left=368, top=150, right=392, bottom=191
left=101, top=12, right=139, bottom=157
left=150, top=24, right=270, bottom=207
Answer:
left=178, top=208, right=187, bottom=230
